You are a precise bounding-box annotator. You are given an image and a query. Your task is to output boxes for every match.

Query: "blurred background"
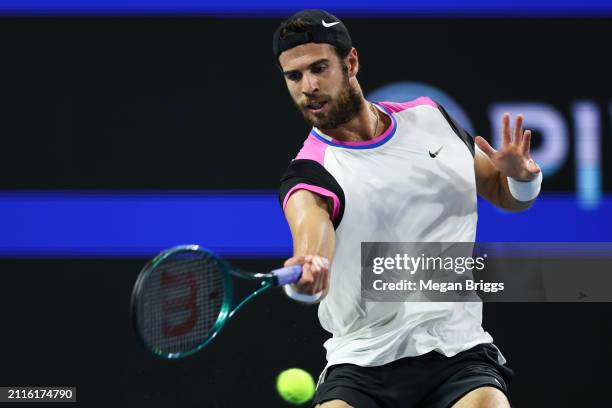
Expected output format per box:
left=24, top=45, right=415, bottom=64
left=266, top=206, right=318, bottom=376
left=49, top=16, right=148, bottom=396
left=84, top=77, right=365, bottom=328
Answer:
left=0, top=1, right=611, bottom=406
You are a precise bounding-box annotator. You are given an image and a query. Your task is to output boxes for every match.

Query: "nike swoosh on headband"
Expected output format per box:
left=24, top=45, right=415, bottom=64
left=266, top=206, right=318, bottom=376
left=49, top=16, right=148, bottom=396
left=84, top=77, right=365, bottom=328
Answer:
left=322, top=20, right=340, bottom=28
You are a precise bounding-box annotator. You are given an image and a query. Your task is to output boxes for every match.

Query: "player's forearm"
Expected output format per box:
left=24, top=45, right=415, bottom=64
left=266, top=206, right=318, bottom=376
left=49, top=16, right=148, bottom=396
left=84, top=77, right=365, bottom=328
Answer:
left=284, top=190, right=336, bottom=261
left=283, top=191, right=336, bottom=299
left=290, top=212, right=336, bottom=261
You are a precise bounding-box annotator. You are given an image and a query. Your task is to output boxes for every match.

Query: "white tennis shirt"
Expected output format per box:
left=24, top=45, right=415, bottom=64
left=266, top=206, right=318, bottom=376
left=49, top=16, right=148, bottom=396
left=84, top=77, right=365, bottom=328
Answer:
left=279, top=97, right=505, bottom=378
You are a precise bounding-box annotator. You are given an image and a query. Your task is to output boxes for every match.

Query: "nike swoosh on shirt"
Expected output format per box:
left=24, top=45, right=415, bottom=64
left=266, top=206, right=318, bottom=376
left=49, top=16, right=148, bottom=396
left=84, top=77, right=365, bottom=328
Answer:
left=428, top=145, right=444, bottom=158
left=322, top=20, right=340, bottom=28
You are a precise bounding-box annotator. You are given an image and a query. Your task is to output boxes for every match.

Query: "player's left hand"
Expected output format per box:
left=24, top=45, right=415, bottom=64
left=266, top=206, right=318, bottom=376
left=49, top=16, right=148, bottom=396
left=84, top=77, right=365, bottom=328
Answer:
left=474, top=113, right=541, bottom=181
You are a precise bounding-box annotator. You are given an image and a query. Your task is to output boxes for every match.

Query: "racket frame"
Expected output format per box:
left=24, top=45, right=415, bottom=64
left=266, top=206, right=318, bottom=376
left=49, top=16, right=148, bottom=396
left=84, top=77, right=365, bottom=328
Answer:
left=130, top=245, right=281, bottom=359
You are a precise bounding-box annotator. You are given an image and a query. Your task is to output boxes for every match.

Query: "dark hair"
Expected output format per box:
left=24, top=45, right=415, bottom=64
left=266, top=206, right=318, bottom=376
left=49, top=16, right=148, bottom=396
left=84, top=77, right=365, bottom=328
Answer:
left=277, top=16, right=351, bottom=63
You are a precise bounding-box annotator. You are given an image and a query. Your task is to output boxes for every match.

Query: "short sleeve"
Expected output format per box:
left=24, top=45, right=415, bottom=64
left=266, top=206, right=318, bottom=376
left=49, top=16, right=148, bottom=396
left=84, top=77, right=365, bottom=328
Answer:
left=279, top=159, right=345, bottom=228
left=436, top=102, right=475, bottom=157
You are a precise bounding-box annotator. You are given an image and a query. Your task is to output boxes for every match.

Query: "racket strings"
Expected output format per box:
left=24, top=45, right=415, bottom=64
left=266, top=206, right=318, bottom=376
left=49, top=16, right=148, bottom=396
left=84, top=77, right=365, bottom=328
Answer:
left=138, top=251, right=226, bottom=356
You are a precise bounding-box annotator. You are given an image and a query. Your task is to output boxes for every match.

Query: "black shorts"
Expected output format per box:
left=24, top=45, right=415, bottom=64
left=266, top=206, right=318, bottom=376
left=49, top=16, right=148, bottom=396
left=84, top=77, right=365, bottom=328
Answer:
left=312, top=343, right=513, bottom=408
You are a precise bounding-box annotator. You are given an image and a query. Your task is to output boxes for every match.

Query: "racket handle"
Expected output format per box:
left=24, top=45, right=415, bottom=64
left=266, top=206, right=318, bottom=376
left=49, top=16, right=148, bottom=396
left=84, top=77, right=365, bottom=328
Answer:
left=272, top=265, right=323, bottom=304
left=271, top=265, right=303, bottom=286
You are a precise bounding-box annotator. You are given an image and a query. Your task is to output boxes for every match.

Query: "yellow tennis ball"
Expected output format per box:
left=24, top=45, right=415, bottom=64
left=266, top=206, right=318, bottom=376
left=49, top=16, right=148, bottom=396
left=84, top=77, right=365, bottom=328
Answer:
left=276, top=368, right=316, bottom=405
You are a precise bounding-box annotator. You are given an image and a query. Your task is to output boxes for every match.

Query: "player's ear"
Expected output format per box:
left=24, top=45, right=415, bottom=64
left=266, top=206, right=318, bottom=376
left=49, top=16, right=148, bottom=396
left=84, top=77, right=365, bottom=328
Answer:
left=346, top=47, right=359, bottom=77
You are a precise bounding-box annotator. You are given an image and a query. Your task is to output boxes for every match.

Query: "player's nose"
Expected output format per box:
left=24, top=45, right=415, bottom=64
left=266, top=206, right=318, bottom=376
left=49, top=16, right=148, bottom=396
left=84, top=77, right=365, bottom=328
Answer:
left=301, top=73, right=319, bottom=95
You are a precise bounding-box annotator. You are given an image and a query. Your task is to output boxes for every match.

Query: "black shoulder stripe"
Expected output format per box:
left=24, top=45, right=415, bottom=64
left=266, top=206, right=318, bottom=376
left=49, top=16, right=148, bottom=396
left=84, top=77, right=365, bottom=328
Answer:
left=436, top=102, right=475, bottom=157
left=279, top=159, right=345, bottom=229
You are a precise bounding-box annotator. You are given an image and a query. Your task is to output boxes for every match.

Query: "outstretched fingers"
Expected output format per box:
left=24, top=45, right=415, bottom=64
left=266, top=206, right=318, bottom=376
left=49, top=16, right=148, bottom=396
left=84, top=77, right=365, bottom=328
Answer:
left=522, top=129, right=532, bottom=155
left=513, top=114, right=524, bottom=146
left=501, top=113, right=512, bottom=146
left=475, top=136, right=497, bottom=159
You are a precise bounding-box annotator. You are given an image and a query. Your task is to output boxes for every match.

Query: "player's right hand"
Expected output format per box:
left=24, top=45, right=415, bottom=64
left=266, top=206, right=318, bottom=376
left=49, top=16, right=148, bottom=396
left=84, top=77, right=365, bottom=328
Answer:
left=283, top=254, right=330, bottom=296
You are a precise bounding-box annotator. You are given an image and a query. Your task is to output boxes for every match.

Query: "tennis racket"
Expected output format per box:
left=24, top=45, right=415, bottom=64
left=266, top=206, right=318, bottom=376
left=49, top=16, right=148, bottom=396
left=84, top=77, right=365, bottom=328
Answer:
left=130, top=244, right=315, bottom=359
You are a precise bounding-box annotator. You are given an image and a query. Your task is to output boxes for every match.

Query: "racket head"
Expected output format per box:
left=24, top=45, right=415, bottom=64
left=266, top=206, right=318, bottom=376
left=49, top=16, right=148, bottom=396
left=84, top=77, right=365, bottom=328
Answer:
left=130, top=245, right=233, bottom=359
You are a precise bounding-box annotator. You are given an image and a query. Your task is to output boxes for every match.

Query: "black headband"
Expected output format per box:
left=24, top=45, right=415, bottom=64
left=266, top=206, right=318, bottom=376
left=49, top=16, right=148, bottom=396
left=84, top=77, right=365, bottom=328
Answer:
left=272, top=9, right=352, bottom=64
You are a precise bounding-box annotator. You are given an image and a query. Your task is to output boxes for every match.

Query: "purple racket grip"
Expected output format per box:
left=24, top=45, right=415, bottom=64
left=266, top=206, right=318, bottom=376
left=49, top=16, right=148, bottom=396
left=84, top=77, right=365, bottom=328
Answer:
left=272, top=265, right=303, bottom=286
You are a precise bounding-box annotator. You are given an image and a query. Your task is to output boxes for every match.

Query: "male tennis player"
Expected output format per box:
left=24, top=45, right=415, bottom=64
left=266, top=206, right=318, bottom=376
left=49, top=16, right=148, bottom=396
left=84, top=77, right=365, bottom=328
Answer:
left=275, top=10, right=542, bottom=408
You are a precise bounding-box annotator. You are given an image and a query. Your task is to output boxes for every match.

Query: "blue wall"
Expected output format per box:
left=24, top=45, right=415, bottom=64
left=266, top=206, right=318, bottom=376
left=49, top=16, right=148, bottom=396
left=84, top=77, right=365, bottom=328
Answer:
left=2, top=0, right=612, bottom=16
left=0, top=192, right=605, bottom=257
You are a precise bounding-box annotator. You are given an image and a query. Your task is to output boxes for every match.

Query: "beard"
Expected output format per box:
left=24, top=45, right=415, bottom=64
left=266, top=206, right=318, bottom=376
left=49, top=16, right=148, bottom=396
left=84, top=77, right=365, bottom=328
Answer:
left=294, top=71, right=363, bottom=130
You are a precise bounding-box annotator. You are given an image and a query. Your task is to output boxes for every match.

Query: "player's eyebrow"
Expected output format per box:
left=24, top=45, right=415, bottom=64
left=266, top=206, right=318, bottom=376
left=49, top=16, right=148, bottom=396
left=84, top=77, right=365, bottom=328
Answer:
left=282, top=58, right=330, bottom=77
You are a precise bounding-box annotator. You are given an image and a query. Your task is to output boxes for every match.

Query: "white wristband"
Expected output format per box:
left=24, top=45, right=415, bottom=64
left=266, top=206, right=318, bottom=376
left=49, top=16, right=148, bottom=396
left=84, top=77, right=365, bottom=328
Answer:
left=283, top=284, right=322, bottom=304
left=507, top=171, right=543, bottom=202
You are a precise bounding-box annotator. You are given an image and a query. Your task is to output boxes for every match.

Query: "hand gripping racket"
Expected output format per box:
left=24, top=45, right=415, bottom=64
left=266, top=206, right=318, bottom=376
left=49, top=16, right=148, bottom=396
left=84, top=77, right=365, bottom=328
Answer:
left=130, top=245, right=318, bottom=359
